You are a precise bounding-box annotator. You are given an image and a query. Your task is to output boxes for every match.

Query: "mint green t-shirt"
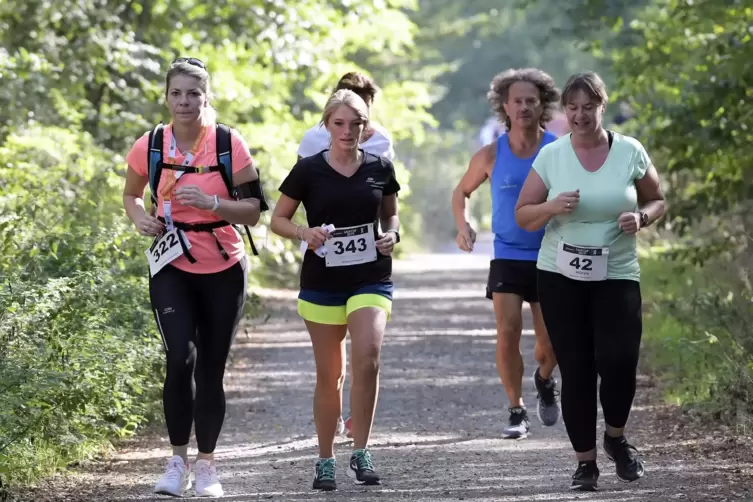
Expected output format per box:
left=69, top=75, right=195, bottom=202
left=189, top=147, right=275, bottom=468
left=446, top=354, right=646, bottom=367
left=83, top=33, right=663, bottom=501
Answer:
left=532, top=133, right=652, bottom=282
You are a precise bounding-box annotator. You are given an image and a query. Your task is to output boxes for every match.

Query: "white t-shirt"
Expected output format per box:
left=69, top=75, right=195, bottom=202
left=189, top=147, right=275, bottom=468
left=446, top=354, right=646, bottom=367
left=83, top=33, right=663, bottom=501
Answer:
left=479, top=117, right=505, bottom=147
left=297, top=122, right=395, bottom=160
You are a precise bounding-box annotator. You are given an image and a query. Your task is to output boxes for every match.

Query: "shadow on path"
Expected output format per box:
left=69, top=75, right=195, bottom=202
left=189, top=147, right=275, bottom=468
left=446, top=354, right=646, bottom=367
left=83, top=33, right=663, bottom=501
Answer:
left=29, top=251, right=753, bottom=502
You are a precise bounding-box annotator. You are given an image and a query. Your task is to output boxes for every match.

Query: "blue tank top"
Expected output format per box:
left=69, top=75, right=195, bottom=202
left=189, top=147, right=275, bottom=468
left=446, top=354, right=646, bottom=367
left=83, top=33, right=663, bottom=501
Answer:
left=491, top=131, right=557, bottom=261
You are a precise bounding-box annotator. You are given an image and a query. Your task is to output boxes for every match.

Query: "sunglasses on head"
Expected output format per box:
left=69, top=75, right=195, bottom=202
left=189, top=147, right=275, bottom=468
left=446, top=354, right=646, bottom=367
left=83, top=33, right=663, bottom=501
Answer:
left=171, top=57, right=206, bottom=69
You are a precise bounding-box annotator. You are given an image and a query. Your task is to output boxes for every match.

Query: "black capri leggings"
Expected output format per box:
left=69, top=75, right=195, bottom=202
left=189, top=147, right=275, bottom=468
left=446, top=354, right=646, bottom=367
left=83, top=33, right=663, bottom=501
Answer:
left=149, top=257, right=248, bottom=454
left=537, top=269, right=642, bottom=453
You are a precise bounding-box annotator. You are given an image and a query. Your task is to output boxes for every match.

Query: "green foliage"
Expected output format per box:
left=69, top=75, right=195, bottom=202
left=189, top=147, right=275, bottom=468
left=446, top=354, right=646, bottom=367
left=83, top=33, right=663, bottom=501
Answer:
left=640, top=250, right=753, bottom=421
left=0, top=126, right=163, bottom=484
left=613, top=0, right=753, bottom=229
left=405, top=0, right=608, bottom=129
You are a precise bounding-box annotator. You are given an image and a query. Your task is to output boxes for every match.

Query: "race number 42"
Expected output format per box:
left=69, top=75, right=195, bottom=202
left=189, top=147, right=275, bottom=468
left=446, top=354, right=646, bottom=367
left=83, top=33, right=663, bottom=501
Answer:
left=568, top=255, right=593, bottom=271
left=555, top=241, right=609, bottom=282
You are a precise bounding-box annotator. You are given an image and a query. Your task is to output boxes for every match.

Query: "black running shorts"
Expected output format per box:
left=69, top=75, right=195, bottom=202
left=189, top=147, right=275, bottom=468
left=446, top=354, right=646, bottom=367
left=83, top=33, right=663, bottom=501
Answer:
left=485, top=258, right=539, bottom=303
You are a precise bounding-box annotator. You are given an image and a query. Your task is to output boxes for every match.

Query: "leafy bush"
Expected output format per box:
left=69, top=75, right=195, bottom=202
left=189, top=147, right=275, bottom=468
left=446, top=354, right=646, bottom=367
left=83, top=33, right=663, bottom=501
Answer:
left=0, top=126, right=164, bottom=485
left=640, top=249, right=753, bottom=426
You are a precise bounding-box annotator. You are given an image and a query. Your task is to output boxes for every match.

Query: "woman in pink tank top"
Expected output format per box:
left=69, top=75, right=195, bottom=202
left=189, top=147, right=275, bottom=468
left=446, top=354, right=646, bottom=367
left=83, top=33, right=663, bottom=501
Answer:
left=122, top=57, right=265, bottom=498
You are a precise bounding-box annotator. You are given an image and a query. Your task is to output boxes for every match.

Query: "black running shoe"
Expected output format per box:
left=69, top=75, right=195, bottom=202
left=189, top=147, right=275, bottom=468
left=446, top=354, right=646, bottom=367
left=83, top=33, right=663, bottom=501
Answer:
left=503, top=406, right=530, bottom=439
left=570, top=460, right=599, bottom=491
left=312, top=458, right=337, bottom=491
left=347, top=449, right=381, bottom=485
left=603, top=433, right=646, bottom=482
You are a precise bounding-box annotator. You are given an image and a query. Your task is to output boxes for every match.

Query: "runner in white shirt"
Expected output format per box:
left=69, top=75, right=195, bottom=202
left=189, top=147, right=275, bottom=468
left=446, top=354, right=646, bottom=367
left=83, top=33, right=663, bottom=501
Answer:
left=298, top=72, right=395, bottom=162
left=296, top=72, right=396, bottom=440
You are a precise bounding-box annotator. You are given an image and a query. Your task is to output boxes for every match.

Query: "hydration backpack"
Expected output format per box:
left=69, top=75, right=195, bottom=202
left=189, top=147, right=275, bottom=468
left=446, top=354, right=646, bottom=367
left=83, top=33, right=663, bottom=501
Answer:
left=147, top=122, right=267, bottom=259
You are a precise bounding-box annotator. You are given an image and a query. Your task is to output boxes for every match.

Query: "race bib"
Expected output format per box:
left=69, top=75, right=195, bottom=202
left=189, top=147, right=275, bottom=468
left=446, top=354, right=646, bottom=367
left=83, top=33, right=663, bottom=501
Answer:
left=555, top=241, right=609, bottom=281
left=325, top=223, right=377, bottom=268
left=146, top=228, right=191, bottom=277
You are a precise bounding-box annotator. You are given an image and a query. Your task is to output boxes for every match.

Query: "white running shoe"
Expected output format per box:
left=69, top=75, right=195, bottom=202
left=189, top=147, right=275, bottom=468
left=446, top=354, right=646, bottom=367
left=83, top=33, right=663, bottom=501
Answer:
left=154, top=455, right=191, bottom=496
left=336, top=416, right=345, bottom=436
left=195, top=459, right=224, bottom=497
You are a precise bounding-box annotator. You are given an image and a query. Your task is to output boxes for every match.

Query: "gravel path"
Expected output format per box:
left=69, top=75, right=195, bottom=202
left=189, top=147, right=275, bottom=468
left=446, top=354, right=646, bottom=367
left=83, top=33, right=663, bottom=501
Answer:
left=25, top=250, right=753, bottom=501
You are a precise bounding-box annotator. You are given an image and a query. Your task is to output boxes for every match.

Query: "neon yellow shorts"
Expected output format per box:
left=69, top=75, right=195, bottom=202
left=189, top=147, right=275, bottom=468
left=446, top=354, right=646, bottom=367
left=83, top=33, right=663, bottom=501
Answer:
left=297, top=283, right=394, bottom=326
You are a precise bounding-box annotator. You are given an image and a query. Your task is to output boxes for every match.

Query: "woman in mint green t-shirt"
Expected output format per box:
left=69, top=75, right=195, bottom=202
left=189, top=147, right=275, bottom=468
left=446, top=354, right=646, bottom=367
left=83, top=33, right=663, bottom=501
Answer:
left=515, top=72, right=666, bottom=492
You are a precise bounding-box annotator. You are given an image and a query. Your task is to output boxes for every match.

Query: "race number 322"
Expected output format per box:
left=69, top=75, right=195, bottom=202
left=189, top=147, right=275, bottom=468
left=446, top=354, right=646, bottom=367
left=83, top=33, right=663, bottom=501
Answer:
left=146, top=228, right=190, bottom=277
left=152, top=231, right=179, bottom=261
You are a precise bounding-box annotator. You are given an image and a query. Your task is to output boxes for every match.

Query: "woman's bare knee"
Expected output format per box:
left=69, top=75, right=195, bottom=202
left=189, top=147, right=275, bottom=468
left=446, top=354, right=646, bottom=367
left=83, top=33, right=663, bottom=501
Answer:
left=316, top=365, right=346, bottom=391
left=306, top=321, right=347, bottom=390
left=352, top=345, right=381, bottom=377
left=347, top=307, right=386, bottom=378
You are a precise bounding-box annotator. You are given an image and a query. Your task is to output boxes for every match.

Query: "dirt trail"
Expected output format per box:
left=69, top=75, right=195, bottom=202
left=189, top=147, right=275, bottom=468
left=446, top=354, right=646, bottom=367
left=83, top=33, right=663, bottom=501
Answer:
left=26, top=250, right=753, bottom=501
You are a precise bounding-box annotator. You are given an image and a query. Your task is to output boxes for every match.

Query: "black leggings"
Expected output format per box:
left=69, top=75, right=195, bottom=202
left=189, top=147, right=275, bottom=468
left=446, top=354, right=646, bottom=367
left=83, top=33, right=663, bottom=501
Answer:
left=537, top=269, right=642, bottom=453
left=149, top=258, right=247, bottom=453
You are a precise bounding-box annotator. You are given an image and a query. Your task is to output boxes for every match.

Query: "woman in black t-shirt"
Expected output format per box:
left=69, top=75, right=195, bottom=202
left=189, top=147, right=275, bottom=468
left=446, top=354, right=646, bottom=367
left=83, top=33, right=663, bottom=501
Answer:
left=271, top=89, right=401, bottom=491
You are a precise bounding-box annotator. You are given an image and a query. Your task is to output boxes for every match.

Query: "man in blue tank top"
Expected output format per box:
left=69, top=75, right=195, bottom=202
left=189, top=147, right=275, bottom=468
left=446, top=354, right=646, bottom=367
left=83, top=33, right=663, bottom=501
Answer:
left=451, top=68, right=562, bottom=439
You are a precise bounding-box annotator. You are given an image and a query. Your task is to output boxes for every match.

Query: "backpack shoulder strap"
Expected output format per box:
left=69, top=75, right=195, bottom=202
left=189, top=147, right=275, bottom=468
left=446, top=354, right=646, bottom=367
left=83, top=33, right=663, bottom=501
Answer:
left=215, top=123, right=233, bottom=195
left=147, top=123, right=165, bottom=212
left=215, top=123, right=260, bottom=256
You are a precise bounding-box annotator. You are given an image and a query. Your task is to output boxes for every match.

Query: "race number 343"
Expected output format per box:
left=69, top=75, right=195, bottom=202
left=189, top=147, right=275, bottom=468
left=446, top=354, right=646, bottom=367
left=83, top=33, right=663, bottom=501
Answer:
left=332, top=237, right=368, bottom=255
left=325, top=223, right=377, bottom=268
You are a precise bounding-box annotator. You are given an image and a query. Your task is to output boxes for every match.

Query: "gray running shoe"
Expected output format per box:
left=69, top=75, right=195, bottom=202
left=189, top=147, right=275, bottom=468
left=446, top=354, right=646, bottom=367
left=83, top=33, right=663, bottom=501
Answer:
left=534, top=368, right=561, bottom=426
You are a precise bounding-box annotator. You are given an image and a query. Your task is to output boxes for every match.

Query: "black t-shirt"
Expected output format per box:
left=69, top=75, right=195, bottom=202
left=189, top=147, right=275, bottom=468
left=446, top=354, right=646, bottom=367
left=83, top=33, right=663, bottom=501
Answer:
left=278, top=151, right=401, bottom=292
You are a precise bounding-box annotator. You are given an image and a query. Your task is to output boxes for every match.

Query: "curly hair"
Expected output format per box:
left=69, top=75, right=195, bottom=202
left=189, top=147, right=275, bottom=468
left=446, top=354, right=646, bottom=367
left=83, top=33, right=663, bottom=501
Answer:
left=487, top=68, right=561, bottom=129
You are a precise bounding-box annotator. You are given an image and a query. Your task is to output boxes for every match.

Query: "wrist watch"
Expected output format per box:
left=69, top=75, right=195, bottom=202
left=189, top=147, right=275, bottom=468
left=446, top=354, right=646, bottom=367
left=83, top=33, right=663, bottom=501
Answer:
left=386, top=229, right=401, bottom=243
left=211, top=195, right=220, bottom=212
left=639, top=211, right=649, bottom=228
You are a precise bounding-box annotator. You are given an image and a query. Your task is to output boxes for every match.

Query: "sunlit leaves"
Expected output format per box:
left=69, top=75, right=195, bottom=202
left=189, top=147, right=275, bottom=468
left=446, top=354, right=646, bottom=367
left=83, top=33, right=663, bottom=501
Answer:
left=408, top=0, right=607, bottom=127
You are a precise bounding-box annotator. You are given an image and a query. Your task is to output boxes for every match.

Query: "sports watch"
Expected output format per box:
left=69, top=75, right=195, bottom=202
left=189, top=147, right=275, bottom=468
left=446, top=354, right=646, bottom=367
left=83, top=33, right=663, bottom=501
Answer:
left=639, top=211, right=649, bottom=228
left=386, top=229, right=401, bottom=243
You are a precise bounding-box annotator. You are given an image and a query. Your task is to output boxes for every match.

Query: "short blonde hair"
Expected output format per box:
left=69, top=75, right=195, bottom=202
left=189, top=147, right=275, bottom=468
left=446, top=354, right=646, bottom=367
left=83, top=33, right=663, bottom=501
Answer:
left=321, top=89, right=370, bottom=128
